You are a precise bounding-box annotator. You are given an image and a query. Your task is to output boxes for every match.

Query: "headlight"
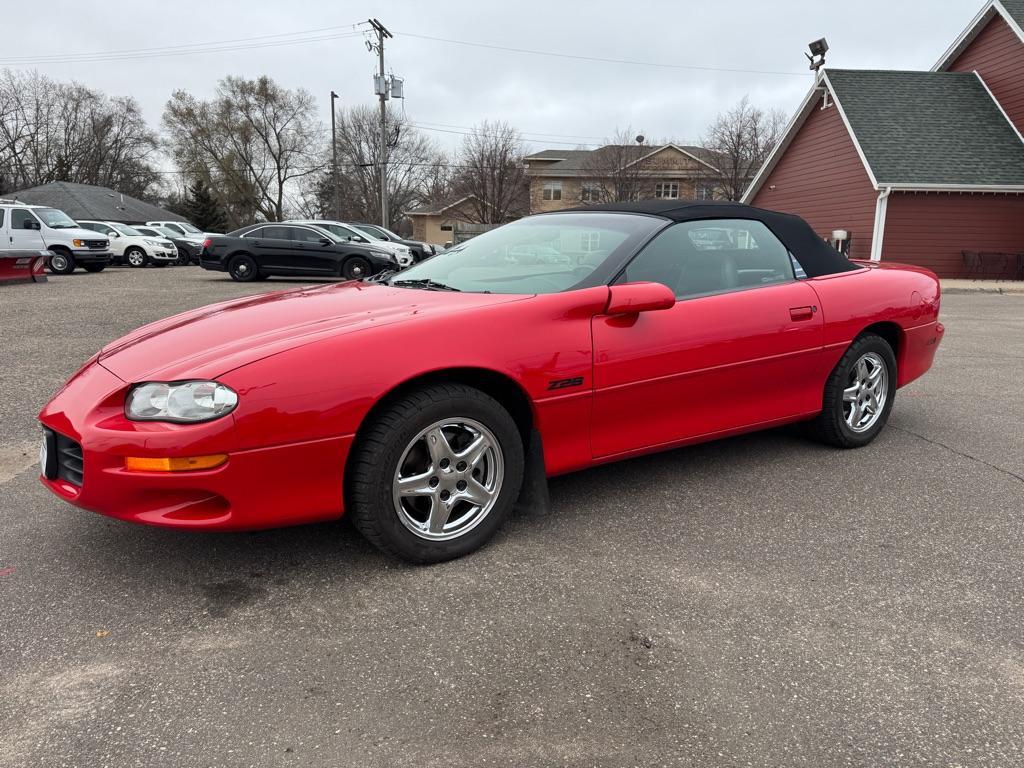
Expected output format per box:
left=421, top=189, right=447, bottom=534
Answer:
left=126, top=381, right=238, bottom=423
left=73, top=239, right=86, bottom=247
left=144, top=239, right=161, bottom=246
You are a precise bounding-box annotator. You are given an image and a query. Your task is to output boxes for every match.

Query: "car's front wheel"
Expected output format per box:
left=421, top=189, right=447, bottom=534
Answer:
left=347, top=383, right=525, bottom=563
left=341, top=256, right=371, bottom=280
left=810, top=333, right=897, bottom=448
left=125, top=247, right=148, bottom=268
left=46, top=249, right=75, bottom=275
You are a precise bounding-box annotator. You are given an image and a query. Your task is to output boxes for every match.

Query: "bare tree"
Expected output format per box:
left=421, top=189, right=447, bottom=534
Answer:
left=454, top=121, right=528, bottom=224
left=0, top=69, right=159, bottom=198
left=308, top=104, right=443, bottom=226
left=163, top=75, right=323, bottom=225
left=701, top=96, right=785, bottom=201
left=578, top=127, right=653, bottom=203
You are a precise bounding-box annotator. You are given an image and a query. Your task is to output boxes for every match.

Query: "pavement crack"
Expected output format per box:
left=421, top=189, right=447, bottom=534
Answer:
left=890, top=425, right=1024, bottom=485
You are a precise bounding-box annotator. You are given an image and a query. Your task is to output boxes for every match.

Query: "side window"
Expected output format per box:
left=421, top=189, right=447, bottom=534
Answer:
left=241, top=227, right=264, bottom=239
left=11, top=209, right=35, bottom=229
left=260, top=226, right=291, bottom=240
left=618, top=219, right=795, bottom=299
left=0, top=209, right=4, bottom=227
left=290, top=227, right=328, bottom=243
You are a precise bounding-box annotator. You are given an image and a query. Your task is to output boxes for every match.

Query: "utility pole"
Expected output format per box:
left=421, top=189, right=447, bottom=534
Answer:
left=330, top=90, right=340, bottom=221
left=368, top=18, right=393, bottom=229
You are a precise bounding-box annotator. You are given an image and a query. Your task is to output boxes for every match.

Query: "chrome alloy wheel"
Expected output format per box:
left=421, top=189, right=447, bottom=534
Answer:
left=843, top=351, right=888, bottom=433
left=392, top=417, right=504, bottom=541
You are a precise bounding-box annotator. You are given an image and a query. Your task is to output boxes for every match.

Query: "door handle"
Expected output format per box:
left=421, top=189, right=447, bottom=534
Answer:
left=789, top=305, right=817, bottom=321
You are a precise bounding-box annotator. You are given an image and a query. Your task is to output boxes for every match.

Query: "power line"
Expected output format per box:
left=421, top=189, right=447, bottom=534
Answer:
left=395, top=31, right=807, bottom=77
left=0, top=25, right=366, bottom=65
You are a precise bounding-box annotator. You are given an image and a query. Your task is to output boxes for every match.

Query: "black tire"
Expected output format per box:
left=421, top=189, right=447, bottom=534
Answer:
left=809, top=333, right=897, bottom=448
left=341, top=256, right=371, bottom=280
left=124, top=247, right=148, bottom=268
left=46, top=249, right=75, bottom=275
left=347, top=383, right=525, bottom=563
left=82, top=263, right=106, bottom=273
left=228, top=254, right=260, bottom=282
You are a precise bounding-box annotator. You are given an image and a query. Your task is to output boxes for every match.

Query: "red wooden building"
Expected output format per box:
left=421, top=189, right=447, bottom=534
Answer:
left=744, top=0, right=1024, bottom=279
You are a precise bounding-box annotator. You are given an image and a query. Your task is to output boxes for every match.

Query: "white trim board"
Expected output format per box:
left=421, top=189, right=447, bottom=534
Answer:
left=933, top=0, right=1024, bottom=72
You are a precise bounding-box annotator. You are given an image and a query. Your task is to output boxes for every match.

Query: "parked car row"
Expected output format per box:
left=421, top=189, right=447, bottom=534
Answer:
left=1, top=198, right=442, bottom=281
left=200, top=221, right=413, bottom=282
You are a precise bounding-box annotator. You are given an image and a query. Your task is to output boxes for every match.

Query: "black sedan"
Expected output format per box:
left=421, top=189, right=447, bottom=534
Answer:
left=199, top=223, right=399, bottom=282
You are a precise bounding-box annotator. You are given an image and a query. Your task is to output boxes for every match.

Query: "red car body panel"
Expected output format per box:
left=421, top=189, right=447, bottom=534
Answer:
left=38, top=259, right=943, bottom=531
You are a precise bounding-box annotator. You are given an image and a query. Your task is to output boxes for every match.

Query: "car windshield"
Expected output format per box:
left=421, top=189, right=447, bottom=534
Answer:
left=387, top=213, right=664, bottom=294
left=35, top=208, right=79, bottom=229
left=177, top=222, right=202, bottom=233
left=111, top=223, right=143, bottom=237
left=355, top=224, right=389, bottom=240
left=154, top=227, right=178, bottom=238
left=316, top=223, right=362, bottom=240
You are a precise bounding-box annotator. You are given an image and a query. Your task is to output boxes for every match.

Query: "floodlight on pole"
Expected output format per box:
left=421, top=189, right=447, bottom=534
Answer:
left=806, top=37, right=829, bottom=72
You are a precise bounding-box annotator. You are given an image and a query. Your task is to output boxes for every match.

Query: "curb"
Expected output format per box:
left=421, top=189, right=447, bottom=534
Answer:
left=942, top=286, right=1024, bottom=295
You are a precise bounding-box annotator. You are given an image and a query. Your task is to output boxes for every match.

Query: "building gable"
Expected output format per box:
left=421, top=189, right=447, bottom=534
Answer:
left=748, top=93, right=878, bottom=260
left=947, top=13, right=1024, bottom=135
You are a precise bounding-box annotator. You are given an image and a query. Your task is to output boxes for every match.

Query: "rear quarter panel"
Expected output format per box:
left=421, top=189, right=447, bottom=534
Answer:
left=807, top=263, right=942, bottom=387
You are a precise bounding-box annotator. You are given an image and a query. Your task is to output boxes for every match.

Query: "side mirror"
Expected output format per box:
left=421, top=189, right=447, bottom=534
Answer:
left=356, top=236, right=367, bottom=243
left=319, top=237, right=332, bottom=246
left=110, top=232, right=120, bottom=238
left=606, top=281, right=676, bottom=315
left=23, top=220, right=40, bottom=230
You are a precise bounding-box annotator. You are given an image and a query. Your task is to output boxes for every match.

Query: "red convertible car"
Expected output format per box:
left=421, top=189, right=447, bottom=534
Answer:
left=39, top=201, right=944, bottom=562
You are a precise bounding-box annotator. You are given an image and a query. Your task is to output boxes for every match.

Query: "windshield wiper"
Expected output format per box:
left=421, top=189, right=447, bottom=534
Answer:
left=390, top=278, right=461, bottom=292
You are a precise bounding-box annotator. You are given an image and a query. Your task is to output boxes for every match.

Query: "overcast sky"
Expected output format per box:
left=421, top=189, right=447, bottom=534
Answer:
left=2, top=0, right=980, bottom=156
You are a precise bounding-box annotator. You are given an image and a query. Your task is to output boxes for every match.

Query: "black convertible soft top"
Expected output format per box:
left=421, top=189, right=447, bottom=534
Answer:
left=567, top=200, right=860, bottom=278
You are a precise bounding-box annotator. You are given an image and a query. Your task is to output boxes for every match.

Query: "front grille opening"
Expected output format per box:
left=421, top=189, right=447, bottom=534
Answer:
left=55, top=433, right=83, bottom=486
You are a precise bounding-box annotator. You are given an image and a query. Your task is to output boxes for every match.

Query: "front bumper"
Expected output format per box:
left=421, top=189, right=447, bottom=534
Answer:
left=150, top=249, right=179, bottom=263
left=70, top=250, right=112, bottom=265
left=38, top=360, right=352, bottom=531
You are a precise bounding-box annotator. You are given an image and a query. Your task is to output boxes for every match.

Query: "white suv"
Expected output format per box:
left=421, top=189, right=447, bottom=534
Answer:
left=146, top=220, right=220, bottom=246
left=0, top=200, right=111, bottom=274
left=78, top=220, right=177, bottom=267
left=286, top=219, right=413, bottom=267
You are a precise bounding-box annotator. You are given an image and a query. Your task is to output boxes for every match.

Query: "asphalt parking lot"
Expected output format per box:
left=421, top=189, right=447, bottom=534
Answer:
left=1, top=267, right=1023, bottom=767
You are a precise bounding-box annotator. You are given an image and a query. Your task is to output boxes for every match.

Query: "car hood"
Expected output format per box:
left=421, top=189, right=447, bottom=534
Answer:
left=98, top=281, right=528, bottom=382
left=58, top=227, right=108, bottom=241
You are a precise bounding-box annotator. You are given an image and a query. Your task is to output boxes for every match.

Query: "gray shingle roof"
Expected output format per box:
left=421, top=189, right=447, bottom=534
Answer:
left=826, top=69, right=1024, bottom=186
left=6, top=181, right=186, bottom=224
left=523, top=149, right=591, bottom=162
left=999, top=0, right=1024, bottom=27
left=525, top=144, right=720, bottom=176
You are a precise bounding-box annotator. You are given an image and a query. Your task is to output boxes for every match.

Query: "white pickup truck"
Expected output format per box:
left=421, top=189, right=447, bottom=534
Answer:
left=0, top=200, right=111, bottom=273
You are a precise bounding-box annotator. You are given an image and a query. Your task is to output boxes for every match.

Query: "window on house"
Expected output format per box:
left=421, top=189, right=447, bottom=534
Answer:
left=580, top=183, right=602, bottom=202
left=440, top=224, right=453, bottom=231
left=542, top=181, right=562, bottom=201
left=580, top=231, right=601, bottom=252
left=654, top=182, right=679, bottom=199
left=696, top=182, right=717, bottom=201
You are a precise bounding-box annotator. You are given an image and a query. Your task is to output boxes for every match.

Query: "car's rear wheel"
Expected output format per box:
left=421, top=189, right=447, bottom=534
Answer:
left=810, top=333, right=896, bottom=448
left=341, top=256, right=371, bottom=280
left=125, top=247, right=148, bottom=268
left=228, top=254, right=259, bottom=282
left=46, top=249, right=75, bottom=275
left=82, top=263, right=106, bottom=273
left=347, top=383, right=525, bottom=563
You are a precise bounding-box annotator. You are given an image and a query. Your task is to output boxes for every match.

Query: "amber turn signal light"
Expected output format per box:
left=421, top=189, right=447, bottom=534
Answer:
left=124, top=454, right=228, bottom=472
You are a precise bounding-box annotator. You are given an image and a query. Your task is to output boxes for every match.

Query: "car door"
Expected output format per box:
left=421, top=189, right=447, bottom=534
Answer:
left=591, top=218, right=826, bottom=458
left=241, top=226, right=298, bottom=272
left=8, top=208, right=46, bottom=250
left=286, top=226, right=339, bottom=274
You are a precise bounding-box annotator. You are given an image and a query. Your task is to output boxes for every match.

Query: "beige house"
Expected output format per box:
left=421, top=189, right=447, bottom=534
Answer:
left=408, top=195, right=482, bottom=246
left=524, top=144, right=721, bottom=214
